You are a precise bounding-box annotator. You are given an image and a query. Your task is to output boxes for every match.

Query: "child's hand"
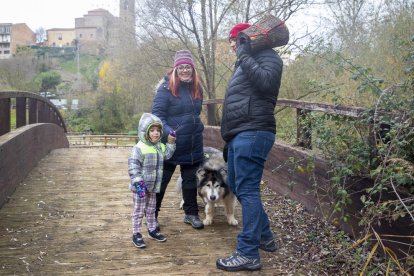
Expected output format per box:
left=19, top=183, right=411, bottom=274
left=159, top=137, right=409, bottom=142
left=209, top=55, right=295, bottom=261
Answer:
left=167, top=130, right=176, bottom=144
left=167, top=135, right=176, bottom=144
left=134, top=181, right=147, bottom=198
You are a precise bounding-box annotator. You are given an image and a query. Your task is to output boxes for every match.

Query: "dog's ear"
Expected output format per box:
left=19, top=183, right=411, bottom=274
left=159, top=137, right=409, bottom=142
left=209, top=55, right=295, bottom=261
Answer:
left=196, top=168, right=206, bottom=182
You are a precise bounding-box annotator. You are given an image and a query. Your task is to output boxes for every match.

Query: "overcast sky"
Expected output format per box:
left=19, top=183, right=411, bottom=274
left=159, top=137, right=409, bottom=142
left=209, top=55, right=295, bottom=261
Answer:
left=1, top=0, right=119, bottom=31
left=1, top=0, right=321, bottom=42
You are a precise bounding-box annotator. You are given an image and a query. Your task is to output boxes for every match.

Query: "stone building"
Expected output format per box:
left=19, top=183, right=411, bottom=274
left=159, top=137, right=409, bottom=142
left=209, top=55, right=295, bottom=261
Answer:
left=75, top=0, right=136, bottom=56
left=0, top=23, right=35, bottom=59
left=75, top=9, right=115, bottom=55
left=41, top=0, right=136, bottom=56
left=118, top=0, right=136, bottom=48
left=45, top=28, right=75, bottom=47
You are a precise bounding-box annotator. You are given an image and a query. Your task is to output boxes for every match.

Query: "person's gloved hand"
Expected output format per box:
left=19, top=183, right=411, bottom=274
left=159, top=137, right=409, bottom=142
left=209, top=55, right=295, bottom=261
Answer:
left=236, top=37, right=252, bottom=61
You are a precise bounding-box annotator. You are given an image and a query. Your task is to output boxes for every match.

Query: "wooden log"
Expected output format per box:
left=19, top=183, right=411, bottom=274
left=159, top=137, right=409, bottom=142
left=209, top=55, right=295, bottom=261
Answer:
left=238, top=14, right=289, bottom=52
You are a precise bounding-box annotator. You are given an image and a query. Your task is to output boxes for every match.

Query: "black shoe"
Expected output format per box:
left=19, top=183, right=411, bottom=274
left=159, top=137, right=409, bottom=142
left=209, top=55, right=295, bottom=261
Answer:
left=184, top=215, right=204, bottom=229
left=132, top=233, right=146, bottom=248
left=216, top=250, right=262, bottom=272
left=259, top=239, right=278, bottom=252
left=148, top=229, right=167, bottom=242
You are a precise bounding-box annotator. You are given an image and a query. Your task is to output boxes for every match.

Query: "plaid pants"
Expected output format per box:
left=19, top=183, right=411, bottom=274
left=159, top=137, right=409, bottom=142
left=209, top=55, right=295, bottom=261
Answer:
left=132, top=191, right=157, bottom=234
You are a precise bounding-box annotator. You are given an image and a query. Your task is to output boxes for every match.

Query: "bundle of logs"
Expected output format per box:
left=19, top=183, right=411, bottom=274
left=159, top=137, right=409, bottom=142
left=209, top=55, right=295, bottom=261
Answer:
left=238, top=14, right=290, bottom=53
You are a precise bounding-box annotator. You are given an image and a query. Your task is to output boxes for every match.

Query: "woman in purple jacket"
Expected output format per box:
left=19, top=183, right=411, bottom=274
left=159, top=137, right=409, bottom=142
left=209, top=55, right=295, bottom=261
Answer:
left=151, top=50, right=205, bottom=230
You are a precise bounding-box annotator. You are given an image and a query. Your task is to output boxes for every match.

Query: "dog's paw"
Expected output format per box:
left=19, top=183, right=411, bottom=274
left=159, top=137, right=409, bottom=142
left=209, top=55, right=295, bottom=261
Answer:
left=228, top=217, right=238, bottom=226
left=179, top=199, right=184, bottom=209
left=203, top=218, right=212, bottom=225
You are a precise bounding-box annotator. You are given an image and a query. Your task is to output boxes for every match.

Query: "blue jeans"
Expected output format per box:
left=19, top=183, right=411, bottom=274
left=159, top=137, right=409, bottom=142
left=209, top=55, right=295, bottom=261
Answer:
left=227, top=130, right=275, bottom=259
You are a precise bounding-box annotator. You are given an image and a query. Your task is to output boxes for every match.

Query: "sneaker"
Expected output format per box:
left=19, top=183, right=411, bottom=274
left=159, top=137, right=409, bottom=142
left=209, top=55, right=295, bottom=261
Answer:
left=132, top=233, right=146, bottom=248
left=184, top=215, right=204, bottom=229
left=148, top=229, right=167, bottom=242
left=259, top=239, right=278, bottom=252
left=216, top=250, right=261, bottom=272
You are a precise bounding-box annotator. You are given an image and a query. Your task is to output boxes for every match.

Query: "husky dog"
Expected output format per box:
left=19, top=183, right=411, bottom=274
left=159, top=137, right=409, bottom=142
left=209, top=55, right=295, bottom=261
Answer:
left=197, top=147, right=238, bottom=226
left=176, top=147, right=238, bottom=226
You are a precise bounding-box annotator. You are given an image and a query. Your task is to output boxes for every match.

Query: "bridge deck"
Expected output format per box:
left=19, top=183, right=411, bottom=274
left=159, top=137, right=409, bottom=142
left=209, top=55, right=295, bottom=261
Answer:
left=0, top=148, right=302, bottom=275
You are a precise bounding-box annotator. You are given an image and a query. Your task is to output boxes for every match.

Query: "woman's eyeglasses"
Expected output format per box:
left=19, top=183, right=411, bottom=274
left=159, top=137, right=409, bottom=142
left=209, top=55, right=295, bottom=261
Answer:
left=177, top=65, right=193, bottom=71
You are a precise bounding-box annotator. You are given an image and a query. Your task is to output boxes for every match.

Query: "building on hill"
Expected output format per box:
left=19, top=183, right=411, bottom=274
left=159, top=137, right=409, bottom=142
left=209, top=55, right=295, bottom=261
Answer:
left=38, top=0, right=136, bottom=57
left=45, top=28, right=76, bottom=47
left=0, top=23, right=35, bottom=59
left=74, top=0, right=136, bottom=56
left=0, top=0, right=136, bottom=58
left=117, top=0, right=136, bottom=48
left=0, top=23, right=13, bottom=59
left=75, top=9, right=116, bottom=55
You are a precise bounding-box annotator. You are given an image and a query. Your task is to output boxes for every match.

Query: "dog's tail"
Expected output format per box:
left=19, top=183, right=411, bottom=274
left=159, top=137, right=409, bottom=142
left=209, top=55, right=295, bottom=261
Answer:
left=175, top=176, right=182, bottom=193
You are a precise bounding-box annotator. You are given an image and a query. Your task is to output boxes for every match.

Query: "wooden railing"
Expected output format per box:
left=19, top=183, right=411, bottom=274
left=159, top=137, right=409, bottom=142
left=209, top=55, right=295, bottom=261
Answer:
left=66, top=134, right=137, bottom=147
left=203, top=98, right=368, bottom=149
left=0, top=91, right=67, bottom=135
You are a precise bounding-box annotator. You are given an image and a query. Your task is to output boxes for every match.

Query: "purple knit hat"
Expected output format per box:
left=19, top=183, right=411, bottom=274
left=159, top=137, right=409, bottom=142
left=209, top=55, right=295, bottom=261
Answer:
left=173, top=50, right=195, bottom=68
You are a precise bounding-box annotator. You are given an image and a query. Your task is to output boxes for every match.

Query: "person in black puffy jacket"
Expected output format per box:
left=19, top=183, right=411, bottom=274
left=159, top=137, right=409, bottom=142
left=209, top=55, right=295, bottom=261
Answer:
left=152, top=50, right=205, bottom=230
left=216, top=23, right=283, bottom=272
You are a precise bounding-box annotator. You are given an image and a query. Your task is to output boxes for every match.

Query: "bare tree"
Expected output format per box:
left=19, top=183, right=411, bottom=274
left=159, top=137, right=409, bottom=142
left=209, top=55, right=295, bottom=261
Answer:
left=323, top=0, right=384, bottom=56
left=35, top=27, right=46, bottom=44
left=136, top=0, right=317, bottom=125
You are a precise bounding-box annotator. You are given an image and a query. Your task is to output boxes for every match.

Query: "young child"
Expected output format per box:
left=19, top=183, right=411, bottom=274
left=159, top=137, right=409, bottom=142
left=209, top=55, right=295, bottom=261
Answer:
left=128, top=113, right=176, bottom=248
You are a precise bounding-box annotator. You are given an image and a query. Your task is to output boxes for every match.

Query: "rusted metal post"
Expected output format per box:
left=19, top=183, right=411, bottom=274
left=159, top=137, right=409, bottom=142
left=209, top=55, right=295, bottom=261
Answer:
left=29, top=98, right=37, bottom=124
left=16, top=97, right=27, bottom=128
left=48, top=107, right=54, bottom=123
left=43, top=102, right=48, bottom=122
left=38, top=101, right=46, bottom=123
left=37, top=101, right=43, bottom=123
left=0, top=98, right=11, bottom=135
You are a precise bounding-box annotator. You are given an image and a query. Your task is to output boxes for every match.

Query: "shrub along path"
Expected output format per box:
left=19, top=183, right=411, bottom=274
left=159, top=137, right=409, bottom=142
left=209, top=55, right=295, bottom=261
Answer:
left=0, top=148, right=363, bottom=275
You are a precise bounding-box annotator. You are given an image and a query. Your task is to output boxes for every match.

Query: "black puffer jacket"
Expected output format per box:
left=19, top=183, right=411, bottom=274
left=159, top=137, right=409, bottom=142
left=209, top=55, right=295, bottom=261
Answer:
left=220, top=48, right=283, bottom=142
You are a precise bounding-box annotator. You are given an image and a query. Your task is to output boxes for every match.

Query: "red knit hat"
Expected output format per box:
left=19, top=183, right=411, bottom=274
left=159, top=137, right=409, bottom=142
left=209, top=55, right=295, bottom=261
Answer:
left=229, top=23, right=252, bottom=39
left=173, top=50, right=195, bottom=68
